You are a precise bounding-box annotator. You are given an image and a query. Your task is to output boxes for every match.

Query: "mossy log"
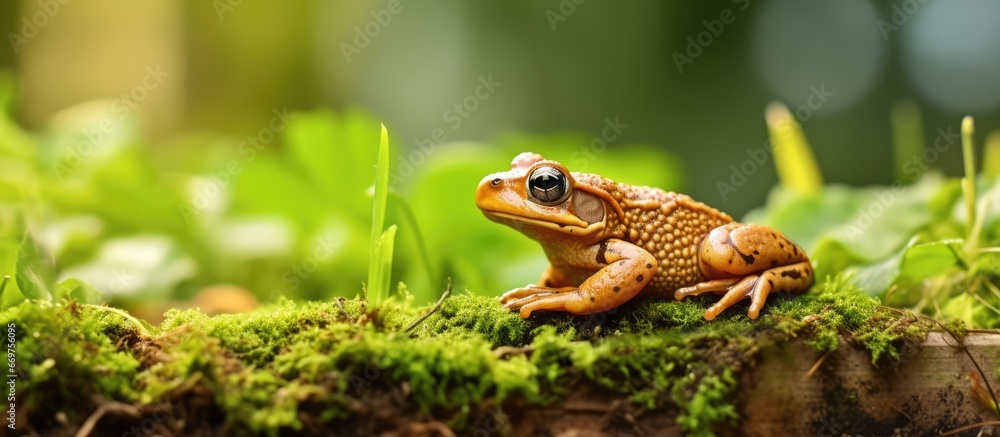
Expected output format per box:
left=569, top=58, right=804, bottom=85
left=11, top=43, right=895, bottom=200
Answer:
left=6, top=279, right=1000, bottom=436
left=507, top=332, right=1000, bottom=436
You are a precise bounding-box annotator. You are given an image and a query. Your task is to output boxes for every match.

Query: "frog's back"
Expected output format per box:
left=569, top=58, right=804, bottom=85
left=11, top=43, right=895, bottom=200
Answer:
left=615, top=183, right=734, bottom=293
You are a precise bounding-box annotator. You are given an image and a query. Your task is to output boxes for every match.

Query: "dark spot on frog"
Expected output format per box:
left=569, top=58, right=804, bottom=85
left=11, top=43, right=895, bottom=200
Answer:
left=545, top=280, right=553, bottom=287
left=727, top=235, right=756, bottom=265
left=596, top=241, right=608, bottom=265
left=781, top=270, right=802, bottom=279
left=590, top=296, right=595, bottom=302
left=636, top=275, right=644, bottom=282
left=771, top=260, right=778, bottom=268
left=613, top=286, right=620, bottom=293
left=645, top=263, right=652, bottom=269
left=753, top=250, right=760, bottom=255
left=768, top=279, right=774, bottom=287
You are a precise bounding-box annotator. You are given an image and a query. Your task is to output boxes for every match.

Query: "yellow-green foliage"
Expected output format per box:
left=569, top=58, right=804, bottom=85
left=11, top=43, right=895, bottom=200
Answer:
left=4, top=274, right=933, bottom=436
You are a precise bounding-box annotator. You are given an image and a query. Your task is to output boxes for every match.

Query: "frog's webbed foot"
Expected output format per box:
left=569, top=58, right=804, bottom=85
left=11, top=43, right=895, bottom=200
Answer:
left=675, top=223, right=813, bottom=321
left=500, top=286, right=578, bottom=316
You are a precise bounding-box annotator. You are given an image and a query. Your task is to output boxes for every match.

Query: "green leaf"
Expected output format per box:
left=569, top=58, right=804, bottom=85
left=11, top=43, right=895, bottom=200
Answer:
left=372, top=225, right=397, bottom=305
left=898, top=239, right=963, bottom=281
left=15, top=234, right=55, bottom=301
left=848, top=238, right=964, bottom=296
left=58, top=277, right=107, bottom=304
left=847, top=238, right=914, bottom=296
left=367, top=124, right=394, bottom=306
left=284, top=109, right=380, bottom=213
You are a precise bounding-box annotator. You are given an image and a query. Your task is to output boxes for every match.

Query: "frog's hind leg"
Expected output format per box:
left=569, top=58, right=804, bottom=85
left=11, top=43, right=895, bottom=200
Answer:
left=676, top=222, right=813, bottom=320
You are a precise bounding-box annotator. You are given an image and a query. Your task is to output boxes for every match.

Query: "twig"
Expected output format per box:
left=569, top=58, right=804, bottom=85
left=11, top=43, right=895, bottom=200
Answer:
left=879, top=307, right=1000, bottom=418
left=493, top=345, right=534, bottom=359
left=887, top=403, right=912, bottom=423
left=927, top=318, right=1000, bottom=418
left=405, top=278, right=452, bottom=333
left=408, top=421, right=456, bottom=437
left=804, top=350, right=831, bottom=379
left=75, top=401, right=141, bottom=437
left=887, top=307, right=1000, bottom=418
left=0, top=275, right=9, bottom=295
left=940, top=421, right=1000, bottom=436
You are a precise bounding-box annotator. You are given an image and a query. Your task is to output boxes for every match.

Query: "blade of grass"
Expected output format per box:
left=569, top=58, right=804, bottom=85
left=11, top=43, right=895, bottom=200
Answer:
left=962, top=116, right=977, bottom=257
left=765, top=102, right=823, bottom=194
left=890, top=100, right=924, bottom=184
left=367, top=124, right=393, bottom=306
left=373, top=225, right=397, bottom=306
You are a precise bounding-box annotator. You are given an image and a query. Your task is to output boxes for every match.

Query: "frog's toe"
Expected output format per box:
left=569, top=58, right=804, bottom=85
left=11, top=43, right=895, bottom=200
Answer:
left=674, top=278, right=740, bottom=301
left=500, top=286, right=575, bottom=304
left=502, top=293, right=554, bottom=311
left=501, top=288, right=580, bottom=318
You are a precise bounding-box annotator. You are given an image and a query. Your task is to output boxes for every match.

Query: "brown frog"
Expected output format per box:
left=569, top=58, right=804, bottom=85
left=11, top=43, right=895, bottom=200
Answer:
left=475, top=152, right=813, bottom=320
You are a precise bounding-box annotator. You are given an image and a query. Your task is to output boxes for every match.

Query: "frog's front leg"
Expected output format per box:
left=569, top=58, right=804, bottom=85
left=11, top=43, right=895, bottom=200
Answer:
left=497, top=265, right=576, bottom=302
left=500, top=239, right=656, bottom=318
left=674, top=223, right=813, bottom=320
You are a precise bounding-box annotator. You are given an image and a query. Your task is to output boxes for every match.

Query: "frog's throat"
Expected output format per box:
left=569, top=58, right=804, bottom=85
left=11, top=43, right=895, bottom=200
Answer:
left=484, top=211, right=606, bottom=236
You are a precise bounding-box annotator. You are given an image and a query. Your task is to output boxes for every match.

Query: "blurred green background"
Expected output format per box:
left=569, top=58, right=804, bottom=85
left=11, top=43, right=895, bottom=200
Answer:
left=2, top=1, right=999, bottom=319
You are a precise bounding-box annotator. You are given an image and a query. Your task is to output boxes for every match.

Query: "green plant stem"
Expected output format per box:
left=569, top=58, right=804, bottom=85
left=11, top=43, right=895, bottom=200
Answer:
left=962, top=116, right=978, bottom=256
left=367, top=124, right=393, bottom=305
left=765, top=102, right=823, bottom=194
left=405, top=278, right=452, bottom=332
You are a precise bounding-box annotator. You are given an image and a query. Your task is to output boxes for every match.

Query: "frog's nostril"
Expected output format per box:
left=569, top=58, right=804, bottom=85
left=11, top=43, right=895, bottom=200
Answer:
left=491, top=178, right=501, bottom=186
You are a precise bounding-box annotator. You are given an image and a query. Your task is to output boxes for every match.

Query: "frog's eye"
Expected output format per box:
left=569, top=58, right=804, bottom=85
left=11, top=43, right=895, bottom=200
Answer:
left=527, top=166, right=571, bottom=205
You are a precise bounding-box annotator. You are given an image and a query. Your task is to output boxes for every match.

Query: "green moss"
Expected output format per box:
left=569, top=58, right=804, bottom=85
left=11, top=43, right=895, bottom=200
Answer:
left=415, top=292, right=532, bottom=346
left=0, top=301, right=143, bottom=426
left=8, top=274, right=941, bottom=436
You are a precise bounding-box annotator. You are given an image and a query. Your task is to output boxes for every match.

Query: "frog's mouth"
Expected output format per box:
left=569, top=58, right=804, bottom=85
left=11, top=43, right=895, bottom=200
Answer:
left=480, top=210, right=604, bottom=236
